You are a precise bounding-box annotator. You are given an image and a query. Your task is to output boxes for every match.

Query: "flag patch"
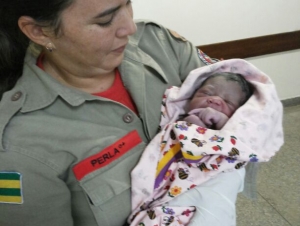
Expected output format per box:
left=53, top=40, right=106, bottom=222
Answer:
left=0, top=172, right=23, bottom=204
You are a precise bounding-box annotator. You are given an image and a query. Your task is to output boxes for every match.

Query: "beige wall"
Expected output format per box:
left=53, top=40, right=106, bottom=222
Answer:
left=133, top=0, right=300, bottom=100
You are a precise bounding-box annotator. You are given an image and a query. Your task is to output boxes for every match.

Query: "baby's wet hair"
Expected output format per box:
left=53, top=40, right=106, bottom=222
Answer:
left=200, top=72, right=254, bottom=106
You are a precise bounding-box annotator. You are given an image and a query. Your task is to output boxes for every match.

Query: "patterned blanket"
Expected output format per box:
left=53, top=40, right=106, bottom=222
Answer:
left=129, top=59, right=284, bottom=225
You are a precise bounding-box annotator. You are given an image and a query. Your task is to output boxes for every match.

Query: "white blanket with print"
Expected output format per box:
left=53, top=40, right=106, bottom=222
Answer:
left=128, top=59, right=284, bottom=226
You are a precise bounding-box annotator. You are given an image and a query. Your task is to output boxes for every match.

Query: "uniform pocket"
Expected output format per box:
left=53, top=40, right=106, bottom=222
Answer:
left=81, top=171, right=131, bottom=207
left=77, top=141, right=146, bottom=226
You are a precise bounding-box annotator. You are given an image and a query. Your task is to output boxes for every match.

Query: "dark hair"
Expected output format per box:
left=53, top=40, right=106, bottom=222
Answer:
left=0, top=0, right=74, bottom=100
left=200, top=72, right=253, bottom=105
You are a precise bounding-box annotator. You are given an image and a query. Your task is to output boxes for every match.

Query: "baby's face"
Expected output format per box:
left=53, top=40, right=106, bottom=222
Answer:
left=188, top=76, right=245, bottom=117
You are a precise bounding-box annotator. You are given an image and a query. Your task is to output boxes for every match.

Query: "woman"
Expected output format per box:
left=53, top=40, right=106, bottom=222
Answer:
left=0, top=0, right=247, bottom=225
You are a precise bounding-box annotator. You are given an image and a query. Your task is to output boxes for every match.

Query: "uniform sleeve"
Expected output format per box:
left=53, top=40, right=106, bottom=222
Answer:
left=135, top=20, right=206, bottom=82
left=0, top=149, right=73, bottom=226
left=158, top=25, right=206, bottom=81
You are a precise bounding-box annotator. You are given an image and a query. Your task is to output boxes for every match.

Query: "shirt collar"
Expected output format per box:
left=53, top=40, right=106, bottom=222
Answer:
left=19, top=51, right=97, bottom=113
left=124, top=21, right=168, bottom=83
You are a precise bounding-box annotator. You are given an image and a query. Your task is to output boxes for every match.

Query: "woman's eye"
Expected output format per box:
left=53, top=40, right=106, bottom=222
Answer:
left=96, top=0, right=132, bottom=27
left=97, top=20, right=112, bottom=27
left=97, top=12, right=116, bottom=27
left=97, top=17, right=114, bottom=27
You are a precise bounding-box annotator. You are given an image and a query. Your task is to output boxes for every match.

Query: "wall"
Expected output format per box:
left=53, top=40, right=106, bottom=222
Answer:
left=133, top=0, right=300, bottom=100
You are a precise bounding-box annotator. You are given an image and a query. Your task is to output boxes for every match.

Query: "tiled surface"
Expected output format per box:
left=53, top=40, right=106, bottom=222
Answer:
left=236, top=105, right=300, bottom=226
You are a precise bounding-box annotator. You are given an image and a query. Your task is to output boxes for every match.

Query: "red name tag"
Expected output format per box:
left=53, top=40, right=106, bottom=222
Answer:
left=73, top=130, right=142, bottom=181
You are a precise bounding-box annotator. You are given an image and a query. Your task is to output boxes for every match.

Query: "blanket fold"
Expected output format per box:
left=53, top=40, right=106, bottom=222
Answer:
left=129, top=59, right=284, bottom=226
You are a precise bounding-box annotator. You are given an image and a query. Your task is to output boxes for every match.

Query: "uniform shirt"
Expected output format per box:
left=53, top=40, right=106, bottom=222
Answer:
left=0, top=20, right=204, bottom=226
left=93, top=69, right=138, bottom=114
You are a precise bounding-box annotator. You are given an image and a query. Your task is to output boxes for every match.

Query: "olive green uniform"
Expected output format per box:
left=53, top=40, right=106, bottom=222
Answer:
left=0, top=21, right=205, bottom=226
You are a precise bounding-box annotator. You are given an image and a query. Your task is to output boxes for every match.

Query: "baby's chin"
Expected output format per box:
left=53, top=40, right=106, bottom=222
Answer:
left=224, top=111, right=235, bottom=118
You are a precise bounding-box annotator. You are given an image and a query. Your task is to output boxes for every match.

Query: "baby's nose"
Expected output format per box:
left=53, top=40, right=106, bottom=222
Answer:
left=207, top=97, right=222, bottom=105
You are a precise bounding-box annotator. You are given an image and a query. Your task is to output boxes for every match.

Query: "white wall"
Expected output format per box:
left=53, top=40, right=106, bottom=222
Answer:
left=133, top=0, right=300, bottom=100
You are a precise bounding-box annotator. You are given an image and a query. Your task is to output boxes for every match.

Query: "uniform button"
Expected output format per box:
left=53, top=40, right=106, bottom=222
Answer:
left=11, top=91, right=23, bottom=101
left=123, top=112, right=134, bottom=123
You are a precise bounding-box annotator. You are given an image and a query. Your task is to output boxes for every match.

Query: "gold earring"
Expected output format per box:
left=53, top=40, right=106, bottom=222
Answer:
left=45, top=42, right=55, bottom=52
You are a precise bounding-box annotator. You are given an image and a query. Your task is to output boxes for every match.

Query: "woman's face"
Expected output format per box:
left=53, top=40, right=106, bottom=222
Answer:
left=47, top=0, right=136, bottom=76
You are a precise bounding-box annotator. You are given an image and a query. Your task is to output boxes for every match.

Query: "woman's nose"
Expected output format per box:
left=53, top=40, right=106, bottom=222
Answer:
left=116, top=7, right=137, bottom=38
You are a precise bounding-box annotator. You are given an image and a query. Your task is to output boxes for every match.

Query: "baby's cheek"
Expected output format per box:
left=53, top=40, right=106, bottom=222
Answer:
left=222, top=105, right=233, bottom=117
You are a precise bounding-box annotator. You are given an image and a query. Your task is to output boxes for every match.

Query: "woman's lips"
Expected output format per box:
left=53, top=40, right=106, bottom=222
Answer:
left=112, top=45, right=126, bottom=53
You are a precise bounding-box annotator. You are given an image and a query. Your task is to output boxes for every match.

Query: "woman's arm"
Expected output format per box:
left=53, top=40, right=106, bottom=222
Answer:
left=0, top=148, right=73, bottom=226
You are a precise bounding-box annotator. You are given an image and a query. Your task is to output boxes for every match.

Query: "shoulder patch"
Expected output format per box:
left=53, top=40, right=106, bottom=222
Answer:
left=168, top=29, right=187, bottom=42
left=134, top=19, right=162, bottom=29
left=197, top=49, right=220, bottom=65
left=0, top=172, right=23, bottom=204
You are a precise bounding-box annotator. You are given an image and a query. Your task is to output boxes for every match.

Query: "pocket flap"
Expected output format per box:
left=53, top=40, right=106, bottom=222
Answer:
left=79, top=144, right=144, bottom=206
